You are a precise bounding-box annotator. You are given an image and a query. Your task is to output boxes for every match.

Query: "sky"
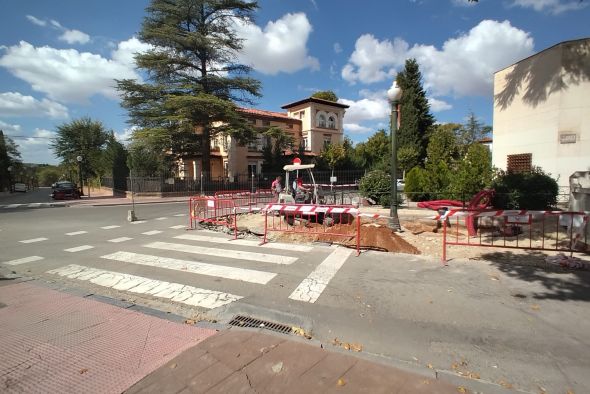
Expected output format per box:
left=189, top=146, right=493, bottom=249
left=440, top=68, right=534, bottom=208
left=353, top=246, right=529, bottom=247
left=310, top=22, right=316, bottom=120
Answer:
left=0, top=0, right=588, bottom=164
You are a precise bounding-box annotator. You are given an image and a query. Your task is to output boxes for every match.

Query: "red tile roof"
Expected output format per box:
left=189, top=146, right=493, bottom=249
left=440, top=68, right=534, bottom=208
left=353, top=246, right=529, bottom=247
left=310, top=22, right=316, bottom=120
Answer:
left=239, top=108, right=294, bottom=120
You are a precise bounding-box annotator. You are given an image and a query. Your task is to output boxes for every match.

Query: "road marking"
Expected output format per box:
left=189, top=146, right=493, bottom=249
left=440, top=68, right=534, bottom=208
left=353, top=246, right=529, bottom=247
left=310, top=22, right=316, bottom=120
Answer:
left=101, top=251, right=276, bottom=284
left=142, top=230, right=163, bottom=236
left=28, top=203, right=42, bottom=208
left=169, top=225, right=185, bottom=229
left=289, top=247, right=353, bottom=303
left=175, top=234, right=314, bottom=252
left=144, top=241, right=297, bottom=265
left=47, top=264, right=242, bottom=309
left=65, top=231, right=88, bottom=236
left=5, top=204, right=22, bottom=209
left=101, top=225, right=120, bottom=230
left=64, top=245, right=94, bottom=253
left=155, top=217, right=168, bottom=220
left=3, top=256, right=44, bottom=266
left=19, top=237, right=48, bottom=244
left=108, top=237, right=133, bottom=243
left=173, top=213, right=186, bottom=217
left=130, top=220, right=147, bottom=224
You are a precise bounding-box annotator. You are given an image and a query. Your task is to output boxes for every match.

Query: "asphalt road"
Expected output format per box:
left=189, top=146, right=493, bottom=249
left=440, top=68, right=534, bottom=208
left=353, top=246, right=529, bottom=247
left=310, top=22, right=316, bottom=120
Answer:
left=1, top=196, right=589, bottom=393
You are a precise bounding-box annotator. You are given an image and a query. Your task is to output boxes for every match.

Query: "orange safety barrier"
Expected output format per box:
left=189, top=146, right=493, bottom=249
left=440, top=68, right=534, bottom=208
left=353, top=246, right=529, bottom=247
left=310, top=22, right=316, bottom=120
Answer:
left=189, top=196, right=237, bottom=238
left=261, top=203, right=361, bottom=255
left=440, top=209, right=589, bottom=264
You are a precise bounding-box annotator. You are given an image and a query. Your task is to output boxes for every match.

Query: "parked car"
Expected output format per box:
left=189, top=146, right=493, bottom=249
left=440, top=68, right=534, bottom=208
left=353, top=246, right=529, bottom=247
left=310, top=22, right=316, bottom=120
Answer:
left=397, top=179, right=405, bottom=192
left=51, top=181, right=81, bottom=200
left=13, top=183, right=27, bottom=192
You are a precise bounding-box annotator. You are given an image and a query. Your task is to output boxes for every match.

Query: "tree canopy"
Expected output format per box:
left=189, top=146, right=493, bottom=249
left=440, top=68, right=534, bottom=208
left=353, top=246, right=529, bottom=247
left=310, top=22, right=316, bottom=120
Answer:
left=117, top=0, right=262, bottom=178
left=0, top=130, right=23, bottom=190
left=311, top=90, right=338, bottom=102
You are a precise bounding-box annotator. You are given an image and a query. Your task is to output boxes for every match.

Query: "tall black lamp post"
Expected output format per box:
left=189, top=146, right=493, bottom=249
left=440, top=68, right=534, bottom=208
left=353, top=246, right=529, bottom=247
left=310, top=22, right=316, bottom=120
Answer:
left=76, top=155, right=84, bottom=196
left=387, top=81, right=402, bottom=231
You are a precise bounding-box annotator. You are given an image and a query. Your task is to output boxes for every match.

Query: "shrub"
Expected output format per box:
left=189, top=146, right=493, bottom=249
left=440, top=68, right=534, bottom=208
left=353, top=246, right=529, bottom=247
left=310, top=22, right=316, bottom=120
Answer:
left=359, top=170, right=390, bottom=205
left=404, top=166, right=430, bottom=201
left=491, top=167, right=558, bottom=209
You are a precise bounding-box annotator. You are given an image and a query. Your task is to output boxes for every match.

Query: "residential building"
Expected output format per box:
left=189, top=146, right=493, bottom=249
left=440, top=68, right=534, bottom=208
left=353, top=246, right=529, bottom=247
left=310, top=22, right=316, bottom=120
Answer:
left=177, top=97, right=349, bottom=180
left=492, top=38, right=590, bottom=187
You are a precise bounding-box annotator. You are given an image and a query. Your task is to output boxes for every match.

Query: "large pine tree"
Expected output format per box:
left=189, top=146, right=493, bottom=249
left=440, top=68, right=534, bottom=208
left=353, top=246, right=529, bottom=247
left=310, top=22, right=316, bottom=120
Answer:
left=117, top=0, right=262, bottom=178
left=396, top=59, right=434, bottom=165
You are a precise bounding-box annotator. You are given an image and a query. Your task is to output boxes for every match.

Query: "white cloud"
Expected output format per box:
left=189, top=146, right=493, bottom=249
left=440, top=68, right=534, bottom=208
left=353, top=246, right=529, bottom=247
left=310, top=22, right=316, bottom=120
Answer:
left=0, top=119, right=22, bottom=134
left=16, top=128, right=59, bottom=164
left=344, top=123, right=372, bottom=134
left=428, top=97, right=452, bottom=112
left=26, top=15, right=47, bottom=27
left=115, top=126, right=137, bottom=145
left=59, top=29, right=90, bottom=45
left=234, top=12, right=319, bottom=75
left=342, top=20, right=534, bottom=97
left=0, top=38, right=150, bottom=103
left=451, top=0, right=477, bottom=6
left=339, top=91, right=390, bottom=125
left=511, top=0, right=588, bottom=14
left=333, top=42, right=342, bottom=54
left=0, top=92, right=68, bottom=118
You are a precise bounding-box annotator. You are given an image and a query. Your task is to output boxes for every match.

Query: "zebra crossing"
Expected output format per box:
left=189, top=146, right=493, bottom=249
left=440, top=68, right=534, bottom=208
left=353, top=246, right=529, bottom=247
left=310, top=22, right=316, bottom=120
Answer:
left=3, top=221, right=353, bottom=310
left=1, top=202, right=68, bottom=209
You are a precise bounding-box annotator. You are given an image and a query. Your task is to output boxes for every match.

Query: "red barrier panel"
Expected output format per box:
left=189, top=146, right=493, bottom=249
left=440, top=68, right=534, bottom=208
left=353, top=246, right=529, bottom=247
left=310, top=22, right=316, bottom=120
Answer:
left=189, top=196, right=237, bottom=238
left=261, top=204, right=361, bottom=255
left=214, top=189, right=277, bottom=213
left=441, top=209, right=589, bottom=264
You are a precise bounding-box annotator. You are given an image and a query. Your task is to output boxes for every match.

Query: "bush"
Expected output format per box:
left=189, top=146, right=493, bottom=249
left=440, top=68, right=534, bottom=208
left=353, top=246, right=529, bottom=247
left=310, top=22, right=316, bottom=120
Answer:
left=491, top=168, right=558, bottom=209
left=404, top=166, right=430, bottom=201
left=359, top=170, right=390, bottom=205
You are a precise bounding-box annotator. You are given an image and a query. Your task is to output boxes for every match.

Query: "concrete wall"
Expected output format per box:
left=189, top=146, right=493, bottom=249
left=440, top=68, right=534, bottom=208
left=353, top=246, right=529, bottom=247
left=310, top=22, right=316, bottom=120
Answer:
left=492, top=39, right=590, bottom=187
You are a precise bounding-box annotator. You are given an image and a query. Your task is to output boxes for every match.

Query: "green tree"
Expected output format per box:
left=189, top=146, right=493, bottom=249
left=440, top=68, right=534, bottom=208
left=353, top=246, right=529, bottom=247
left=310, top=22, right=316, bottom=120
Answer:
left=449, top=143, right=492, bottom=199
left=127, top=140, right=167, bottom=176
left=353, top=129, right=390, bottom=171
left=396, top=59, right=434, bottom=165
left=311, top=90, right=338, bottom=102
left=261, top=126, right=294, bottom=173
left=117, top=0, right=261, bottom=180
left=1, top=130, right=23, bottom=190
left=426, top=124, right=460, bottom=164
left=320, top=143, right=346, bottom=178
left=36, top=165, right=65, bottom=186
left=457, top=112, right=491, bottom=155
left=397, top=145, right=419, bottom=178
left=51, top=117, right=109, bottom=183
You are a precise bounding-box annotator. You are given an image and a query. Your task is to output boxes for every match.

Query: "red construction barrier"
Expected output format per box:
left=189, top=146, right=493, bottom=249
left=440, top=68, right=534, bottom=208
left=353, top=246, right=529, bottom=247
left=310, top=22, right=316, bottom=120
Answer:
left=214, top=189, right=277, bottom=213
left=441, top=209, right=589, bottom=264
left=189, top=196, right=237, bottom=238
left=261, top=203, right=361, bottom=255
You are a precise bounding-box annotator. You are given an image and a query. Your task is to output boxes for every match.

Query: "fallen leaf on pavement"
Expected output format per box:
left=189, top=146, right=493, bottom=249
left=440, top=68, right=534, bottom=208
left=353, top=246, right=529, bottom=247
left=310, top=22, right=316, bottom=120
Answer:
left=427, top=363, right=433, bottom=369
left=79, top=368, right=88, bottom=374
left=489, top=275, right=500, bottom=281
left=498, top=380, right=513, bottom=389
left=468, top=372, right=480, bottom=379
left=170, top=363, right=177, bottom=369
left=271, top=361, right=283, bottom=373
left=422, top=380, right=431, bottom=385
left=457, top=386, right=468, bottom=393
left=184, top=319, right=196, bottom=325
left=531, top=304, right=540, bottom=311
left=566, top=390, right=574, bottom=394
left=291, top=326, right=312, bottom=339
left=337, top=378, right=346, bottom=386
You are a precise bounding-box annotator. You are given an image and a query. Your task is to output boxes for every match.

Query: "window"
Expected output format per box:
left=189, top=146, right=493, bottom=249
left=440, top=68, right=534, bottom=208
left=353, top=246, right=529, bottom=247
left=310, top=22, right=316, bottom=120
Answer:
left=323, top=134, right=331, bottom=148
left=507, top=153, right=532, bottom=173
left=299, top=110, right=305, bottom=119
left=248, top=163, right=257, bottom=175
left=222, top=136, right=229, bottom=151
left=223, top=161, right=228, bottom=176
left=318, top=114, right=327, bottom=128
left=328, top=116, right=336, bottom=129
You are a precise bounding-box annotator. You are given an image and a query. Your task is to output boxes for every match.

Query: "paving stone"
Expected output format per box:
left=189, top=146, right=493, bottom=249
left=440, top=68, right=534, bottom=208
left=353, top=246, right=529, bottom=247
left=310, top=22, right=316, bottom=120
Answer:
left=185, top=360, right=235, bottom=391
left=206, top=371, right=258, bottom=394
left=295, top=351, right=358, bottom=392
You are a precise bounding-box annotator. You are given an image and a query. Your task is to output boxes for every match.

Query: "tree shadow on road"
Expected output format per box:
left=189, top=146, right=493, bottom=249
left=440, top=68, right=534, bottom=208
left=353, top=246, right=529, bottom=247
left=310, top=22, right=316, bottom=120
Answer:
left=481, top=250, right=590, bottom=302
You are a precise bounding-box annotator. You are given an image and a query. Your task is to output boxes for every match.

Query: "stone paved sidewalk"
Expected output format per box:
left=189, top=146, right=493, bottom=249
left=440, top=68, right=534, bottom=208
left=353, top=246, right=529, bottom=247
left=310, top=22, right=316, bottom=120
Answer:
left=0, top=281, right=216, bottom=394
left=125, top=330, right=460, bottom=394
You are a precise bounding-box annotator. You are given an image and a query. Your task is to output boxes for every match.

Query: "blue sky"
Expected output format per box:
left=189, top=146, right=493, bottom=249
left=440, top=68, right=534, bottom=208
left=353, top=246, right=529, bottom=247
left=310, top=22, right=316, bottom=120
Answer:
left=0, top=0, right=588, bottom=164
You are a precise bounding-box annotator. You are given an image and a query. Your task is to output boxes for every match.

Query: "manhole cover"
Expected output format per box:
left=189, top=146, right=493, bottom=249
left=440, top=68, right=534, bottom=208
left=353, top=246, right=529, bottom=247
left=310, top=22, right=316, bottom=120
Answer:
left=228, top=315, right=292, bottom=335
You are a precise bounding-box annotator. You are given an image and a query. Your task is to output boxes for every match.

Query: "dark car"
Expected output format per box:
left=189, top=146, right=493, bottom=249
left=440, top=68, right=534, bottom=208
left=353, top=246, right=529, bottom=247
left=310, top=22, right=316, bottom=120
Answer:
left=51, top=181, right=81, bottom=200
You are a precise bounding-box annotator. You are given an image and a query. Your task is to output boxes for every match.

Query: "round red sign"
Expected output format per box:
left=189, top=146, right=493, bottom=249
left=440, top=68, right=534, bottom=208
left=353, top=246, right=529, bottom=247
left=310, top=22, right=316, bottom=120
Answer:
left=293, top=157, right=302, bottom=165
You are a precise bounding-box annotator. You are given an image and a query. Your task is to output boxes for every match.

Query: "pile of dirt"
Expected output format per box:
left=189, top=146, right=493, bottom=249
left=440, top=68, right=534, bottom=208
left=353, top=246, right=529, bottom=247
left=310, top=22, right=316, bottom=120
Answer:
left=351, top=224, right=420, bottom=254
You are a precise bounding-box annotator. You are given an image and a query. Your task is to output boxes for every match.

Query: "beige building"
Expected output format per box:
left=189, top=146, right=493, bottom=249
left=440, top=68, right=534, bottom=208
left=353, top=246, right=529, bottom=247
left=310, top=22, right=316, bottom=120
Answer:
left=178, top=97, right=349, bottom=179
left=492, top=38, right=590, bottom=187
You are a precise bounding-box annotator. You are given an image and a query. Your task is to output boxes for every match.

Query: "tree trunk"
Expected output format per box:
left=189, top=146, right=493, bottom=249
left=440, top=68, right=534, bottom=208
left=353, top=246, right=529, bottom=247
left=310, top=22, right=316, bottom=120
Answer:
left=201, top=127, right=211, bottom=181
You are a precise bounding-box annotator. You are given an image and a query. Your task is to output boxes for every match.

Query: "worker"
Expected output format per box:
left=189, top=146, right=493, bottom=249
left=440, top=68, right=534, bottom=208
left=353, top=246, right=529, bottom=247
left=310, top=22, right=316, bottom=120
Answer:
left=271, top=175, right=282, bottom=195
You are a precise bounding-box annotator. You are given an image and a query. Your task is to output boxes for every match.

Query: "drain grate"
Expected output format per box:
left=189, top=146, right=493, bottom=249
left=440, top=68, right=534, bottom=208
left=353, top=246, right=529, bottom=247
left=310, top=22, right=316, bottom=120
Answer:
left=228, top=315, right=293, bottom=335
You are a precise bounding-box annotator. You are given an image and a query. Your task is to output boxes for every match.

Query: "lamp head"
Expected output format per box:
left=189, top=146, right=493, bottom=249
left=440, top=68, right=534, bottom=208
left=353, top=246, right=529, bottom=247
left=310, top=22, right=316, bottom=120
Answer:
left=387, top=80, right=402, bottom=102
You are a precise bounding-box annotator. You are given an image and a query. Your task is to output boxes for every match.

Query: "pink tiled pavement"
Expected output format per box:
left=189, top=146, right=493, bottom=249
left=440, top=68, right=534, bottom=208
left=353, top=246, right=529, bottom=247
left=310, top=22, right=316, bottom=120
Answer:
left=0, top=282, right=216, bottom=394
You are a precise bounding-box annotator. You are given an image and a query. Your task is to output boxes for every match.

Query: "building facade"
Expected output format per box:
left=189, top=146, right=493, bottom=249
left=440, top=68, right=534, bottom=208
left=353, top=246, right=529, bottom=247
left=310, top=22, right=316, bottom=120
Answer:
left=178, top=97, right=349, bottom=180
left=492, top=38, right=590, bottom=187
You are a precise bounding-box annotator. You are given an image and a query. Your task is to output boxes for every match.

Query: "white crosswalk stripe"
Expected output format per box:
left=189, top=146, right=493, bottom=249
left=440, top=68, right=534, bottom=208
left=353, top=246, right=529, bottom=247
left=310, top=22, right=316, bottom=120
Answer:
left=101, top=251, right=276, bottom=284
left=289, top=247, right=353, bottom=303
left=5, top=204, right=22, bottom=209
left=169, top=225, right=186, bottom=229
left=3, top=256, right=44, bottom=266
left=155, top=217, right=168, bottom=220
left=47, top=264, right=242, bottom=309
left=19, top=237, right=48, bottom=244
left=64, top=245, right=94, bottom=253
left=108, top=237, right=133, bottom=243
left=101, top=225, right=120, bottom=230
left=175, top=234, right=314, bottom=252
left=66, top=231, right=88, bottom=236
left=144, top=241, right=298, bottom=265
left=1, top=202, right=66, bottom=209
left=142, top=230, right=163, bottom=236
left=28, top=203, right=42, bottom=208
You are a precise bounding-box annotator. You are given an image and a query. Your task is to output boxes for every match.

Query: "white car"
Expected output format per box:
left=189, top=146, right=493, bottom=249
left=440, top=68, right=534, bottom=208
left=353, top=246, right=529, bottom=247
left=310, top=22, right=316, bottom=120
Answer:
left=13, top=183, right=27, bottom=192
left=396, top=179, right=405, bottom=192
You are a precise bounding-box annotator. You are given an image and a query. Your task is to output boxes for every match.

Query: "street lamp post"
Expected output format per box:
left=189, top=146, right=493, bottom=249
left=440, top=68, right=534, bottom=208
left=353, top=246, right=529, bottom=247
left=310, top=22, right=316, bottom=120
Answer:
left=7, top=165, right=13, bottom=193
left=76, top=156, right=84, bottom=196
left=387, top=81, right=402, bottom=231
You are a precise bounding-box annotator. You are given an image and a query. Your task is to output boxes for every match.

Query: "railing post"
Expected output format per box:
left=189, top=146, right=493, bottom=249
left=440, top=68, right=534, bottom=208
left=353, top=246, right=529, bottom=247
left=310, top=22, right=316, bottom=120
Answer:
left=442, top=217, right=448, bottom=265
left=356, top=212, right=361, bottom=256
